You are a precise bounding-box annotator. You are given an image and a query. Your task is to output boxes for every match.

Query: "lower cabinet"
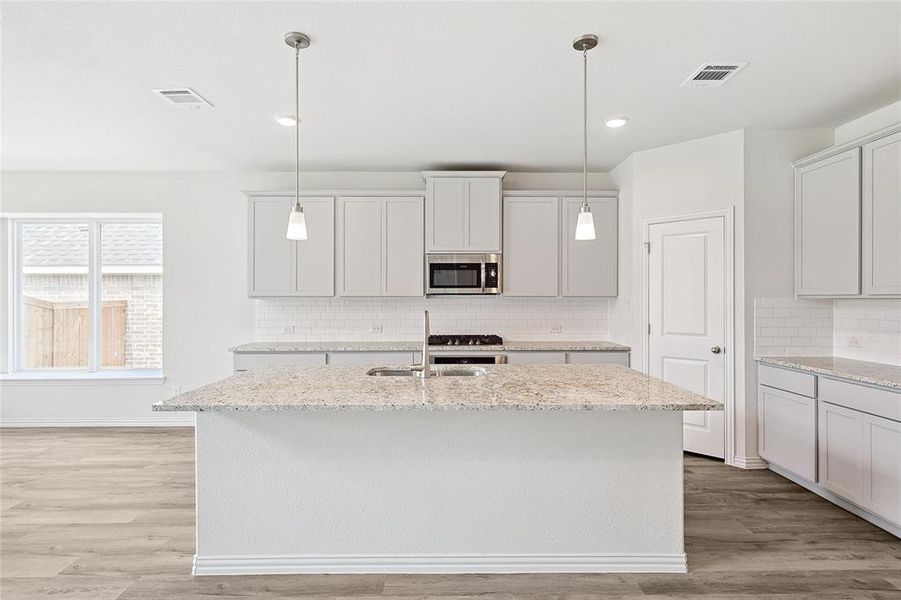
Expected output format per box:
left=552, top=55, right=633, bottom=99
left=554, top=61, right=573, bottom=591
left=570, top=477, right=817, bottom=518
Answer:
left=567, top=351, right=630, bottom=366
left=861, top=413, right=901, bottom=525
left=759, top=384, right=817, bottom=481
left=505, top=352, right=566, bottom=364
left=234, top=352, right=327, bottom=373
left=759, top=363, right=901, bottom=531
left=328, top=352, right=416, bottom=366
left=818, top=401, right=864, bottom=502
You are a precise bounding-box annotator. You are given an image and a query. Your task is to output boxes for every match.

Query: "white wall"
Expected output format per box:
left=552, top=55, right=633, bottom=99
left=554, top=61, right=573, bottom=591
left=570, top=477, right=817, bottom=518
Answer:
left=833, top=100, right=901, bottom=144
left=0, top=170, right=612, bottom=425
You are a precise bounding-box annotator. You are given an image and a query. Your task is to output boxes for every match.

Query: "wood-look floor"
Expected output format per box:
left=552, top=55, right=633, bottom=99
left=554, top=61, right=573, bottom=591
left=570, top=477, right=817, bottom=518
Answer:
left=1, top=427, right=899, bottom=599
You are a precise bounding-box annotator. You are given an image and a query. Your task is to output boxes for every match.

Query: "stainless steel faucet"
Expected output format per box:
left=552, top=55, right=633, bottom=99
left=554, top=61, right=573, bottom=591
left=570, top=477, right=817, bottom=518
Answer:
left=413, top=310, right=431, bottom=378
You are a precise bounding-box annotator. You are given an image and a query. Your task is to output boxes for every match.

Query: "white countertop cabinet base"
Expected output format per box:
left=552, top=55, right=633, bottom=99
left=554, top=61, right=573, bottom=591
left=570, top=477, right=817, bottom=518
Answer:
left=758, top=362, right=900, bottom=536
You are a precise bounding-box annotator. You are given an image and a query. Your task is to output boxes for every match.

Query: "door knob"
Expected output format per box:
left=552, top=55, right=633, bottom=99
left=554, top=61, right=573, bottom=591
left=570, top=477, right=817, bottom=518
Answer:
left=711, top=346, right=722, bottom=354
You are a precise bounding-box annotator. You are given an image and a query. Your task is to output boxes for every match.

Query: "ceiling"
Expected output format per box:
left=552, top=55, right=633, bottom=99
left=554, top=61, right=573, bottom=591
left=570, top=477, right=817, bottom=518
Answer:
left=2, top=1, right=899, bottom=172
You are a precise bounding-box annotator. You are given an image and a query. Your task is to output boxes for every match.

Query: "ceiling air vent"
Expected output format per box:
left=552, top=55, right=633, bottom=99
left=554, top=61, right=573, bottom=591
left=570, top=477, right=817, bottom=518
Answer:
left=681, top=63, right=747, bottom=88
left=152, top=88, right=214, bottom=108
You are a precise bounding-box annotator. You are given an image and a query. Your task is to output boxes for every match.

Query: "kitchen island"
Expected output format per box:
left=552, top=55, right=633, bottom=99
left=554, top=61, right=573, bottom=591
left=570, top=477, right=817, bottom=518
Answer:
left=154, top=363, right=721, bottom=575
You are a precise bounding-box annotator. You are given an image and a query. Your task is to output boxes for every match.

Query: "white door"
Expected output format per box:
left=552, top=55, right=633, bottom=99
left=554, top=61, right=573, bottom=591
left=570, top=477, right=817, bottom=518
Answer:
left=648, top=216, right=726, bottom=458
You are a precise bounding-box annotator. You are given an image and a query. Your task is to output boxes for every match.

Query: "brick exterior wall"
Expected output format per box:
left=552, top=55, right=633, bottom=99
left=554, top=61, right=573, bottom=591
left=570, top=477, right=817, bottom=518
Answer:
left=22, top=274, right=162, bottom=368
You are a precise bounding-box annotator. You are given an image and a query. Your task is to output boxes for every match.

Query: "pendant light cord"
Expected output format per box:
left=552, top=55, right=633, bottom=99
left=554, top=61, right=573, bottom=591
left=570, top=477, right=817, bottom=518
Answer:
left=582, top=46, right=589, bottom=211
left=294, top=44, right=301, bottom=211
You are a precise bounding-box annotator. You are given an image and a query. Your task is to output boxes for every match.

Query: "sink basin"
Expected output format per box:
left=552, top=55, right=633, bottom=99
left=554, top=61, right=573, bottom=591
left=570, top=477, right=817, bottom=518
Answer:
left=366, top=367, right=486, bottom=378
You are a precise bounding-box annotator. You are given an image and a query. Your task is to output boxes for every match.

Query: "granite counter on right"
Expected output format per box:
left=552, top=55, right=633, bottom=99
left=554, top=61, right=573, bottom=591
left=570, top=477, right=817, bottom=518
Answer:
left=755, top=355, right=900, bottom=538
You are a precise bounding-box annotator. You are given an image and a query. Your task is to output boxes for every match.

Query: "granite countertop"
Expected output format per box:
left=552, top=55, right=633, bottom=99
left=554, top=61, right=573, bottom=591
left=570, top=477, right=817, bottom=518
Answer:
left=154, top=363, right=720, bottom=412
left=756, top=356, right=901, bottom=391
left=229, top=340, right=631, bottom=353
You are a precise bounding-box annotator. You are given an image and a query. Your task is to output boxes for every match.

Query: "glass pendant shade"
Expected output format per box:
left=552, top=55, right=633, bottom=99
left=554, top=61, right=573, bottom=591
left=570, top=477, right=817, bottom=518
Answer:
left=575, top=208, right=596, bottom=241
left=286, top=205, right=308, bottom=240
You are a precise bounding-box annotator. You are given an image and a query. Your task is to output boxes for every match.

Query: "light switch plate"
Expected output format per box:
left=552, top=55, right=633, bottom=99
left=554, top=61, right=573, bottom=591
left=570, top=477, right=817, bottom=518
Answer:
left=369, top=324, right=383, bottom=333
left=550, top=324, right=562, bottom=333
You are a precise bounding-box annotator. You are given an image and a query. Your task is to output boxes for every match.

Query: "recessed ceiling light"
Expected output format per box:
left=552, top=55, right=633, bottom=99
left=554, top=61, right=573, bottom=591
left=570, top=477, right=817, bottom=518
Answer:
left=604, top=116, right=630, bottom=128
left=275, top=115, right=298, bottom=127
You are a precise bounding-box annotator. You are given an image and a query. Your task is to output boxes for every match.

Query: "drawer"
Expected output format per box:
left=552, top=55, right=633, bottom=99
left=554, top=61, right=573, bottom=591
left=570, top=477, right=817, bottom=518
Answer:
left=506, top=352, right=567, bottom=364
left=328, top=352, right=416, bottom=366
left=567, top=351, right=630, bottom=366
left=233, top=352, right=327, bottom=372
left=758, top=364, right=817, bottom=398
left=818, top=377, right=901, bottom=422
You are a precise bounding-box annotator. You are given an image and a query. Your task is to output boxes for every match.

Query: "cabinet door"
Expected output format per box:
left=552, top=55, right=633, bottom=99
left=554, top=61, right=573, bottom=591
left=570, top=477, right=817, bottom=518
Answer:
left=795, top=148, right=861, bottom=296
left=862, top=132, right=901, bottom=296
left=503, top=197, right=559, bottom=296
left=426, top=177, right=466, bottom=252
left=295, top=197, right=335, bottom=296
left=337, top=198, right=382, bottom=296
left=862, top=413, right=901, bottom=525
left=465, top=178, right=502, bottom=252
left=561, top=197, right=618, bottom=296
left=818, top=401, right=864, bottom=503
left=249, top=197, right=294, bottom=296
left=383, top=197, right=424, bottom=296
left=758, top=385, right=817, bottom=481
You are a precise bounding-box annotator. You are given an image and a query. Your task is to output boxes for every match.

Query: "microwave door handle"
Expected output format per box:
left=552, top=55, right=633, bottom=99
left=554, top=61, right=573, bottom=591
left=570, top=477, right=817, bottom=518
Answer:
left=480, top=262, right=486, bottom=293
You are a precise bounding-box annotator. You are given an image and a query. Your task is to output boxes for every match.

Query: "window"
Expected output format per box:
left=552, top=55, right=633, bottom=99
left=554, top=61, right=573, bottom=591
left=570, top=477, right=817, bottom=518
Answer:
left=10, top=216, right=163, bottom=378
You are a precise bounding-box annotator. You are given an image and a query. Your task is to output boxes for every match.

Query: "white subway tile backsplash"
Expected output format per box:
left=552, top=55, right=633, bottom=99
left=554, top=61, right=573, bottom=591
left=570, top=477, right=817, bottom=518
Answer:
left=755, top=297, right=901, bottom=366
left=255, top=296, right=612, bottom=342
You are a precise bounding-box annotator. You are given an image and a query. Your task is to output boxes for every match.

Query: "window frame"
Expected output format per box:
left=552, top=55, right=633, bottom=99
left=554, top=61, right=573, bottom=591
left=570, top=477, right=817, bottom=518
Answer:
left=6, top=213, right=164, bottom=381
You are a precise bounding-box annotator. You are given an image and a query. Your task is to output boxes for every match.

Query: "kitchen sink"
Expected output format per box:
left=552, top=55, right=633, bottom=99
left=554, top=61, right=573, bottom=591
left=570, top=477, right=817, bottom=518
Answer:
left=366, top=367, right=486, bottom=377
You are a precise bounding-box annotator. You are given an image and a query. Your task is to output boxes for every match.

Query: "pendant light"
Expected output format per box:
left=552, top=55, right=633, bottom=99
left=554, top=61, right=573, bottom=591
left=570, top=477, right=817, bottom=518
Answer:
left=285, top=32, right=311, bottom=241
left=573, top=34, right=598, bottom=241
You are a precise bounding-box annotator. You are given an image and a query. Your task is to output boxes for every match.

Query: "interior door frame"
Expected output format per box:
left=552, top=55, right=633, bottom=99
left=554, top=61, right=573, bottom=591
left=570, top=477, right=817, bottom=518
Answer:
left=641, top=208, right=736, bottom=467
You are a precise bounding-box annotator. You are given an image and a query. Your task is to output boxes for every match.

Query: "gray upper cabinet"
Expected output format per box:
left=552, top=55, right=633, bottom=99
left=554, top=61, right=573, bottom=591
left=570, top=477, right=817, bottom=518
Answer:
left=247, top=195, right=335, bottom=297
left=424, top=172, right=504, bottom=253
left=795, top=147, right=861, bottom=296
left=337, top=196, right=424, bottom=297
left=561, top=197, right=617, bottom=297
left=862, top=131, right=901, bottom=296
left=503, top=196, right=559, bottom=296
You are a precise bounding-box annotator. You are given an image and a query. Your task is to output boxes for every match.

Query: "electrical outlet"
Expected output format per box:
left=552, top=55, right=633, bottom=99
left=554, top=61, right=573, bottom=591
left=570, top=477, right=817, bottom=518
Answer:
left=282, top=325, right=295, bottom=334
left=550, top=324, right=562, bottom=333
left=847, top=336, right=862, bottom=348
left=369, top=324, right=383, bottom=334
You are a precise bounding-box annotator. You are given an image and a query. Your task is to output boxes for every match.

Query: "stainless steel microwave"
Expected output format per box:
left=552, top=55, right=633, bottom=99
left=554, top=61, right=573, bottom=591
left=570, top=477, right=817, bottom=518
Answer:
left=426, top=254, right=501, bottom=295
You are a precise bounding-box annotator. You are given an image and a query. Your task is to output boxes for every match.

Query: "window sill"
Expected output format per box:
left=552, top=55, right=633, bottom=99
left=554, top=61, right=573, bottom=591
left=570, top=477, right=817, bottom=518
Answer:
left=0, top=370, right=166, bottom=385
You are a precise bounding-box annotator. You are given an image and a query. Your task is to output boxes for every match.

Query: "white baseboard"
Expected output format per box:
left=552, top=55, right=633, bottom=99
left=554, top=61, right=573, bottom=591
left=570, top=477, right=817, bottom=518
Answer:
left=730, top=455, right=768, bottom=470
left=769, top=464, right=900, bottom=538
left=193, top=553, right=688, bottom=576
left=0, top=416, right=195, bottom=427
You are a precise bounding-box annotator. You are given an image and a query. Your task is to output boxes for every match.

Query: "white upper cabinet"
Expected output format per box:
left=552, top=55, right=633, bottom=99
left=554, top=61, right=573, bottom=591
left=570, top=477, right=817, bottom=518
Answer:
left=503, top=196, right=559, bottom=296
left=383, top=197, right=424, bottom=296
left=248, top=195, right=334, bottom=297
left=561, top=197, right=618, bottom=297
left=424, top=172, right=504, bottom=253
left=337, top=196, right=424, bottom=297
left=795, top=147, right=861, bottom=296
left=862, top=131, right=901, bottom=296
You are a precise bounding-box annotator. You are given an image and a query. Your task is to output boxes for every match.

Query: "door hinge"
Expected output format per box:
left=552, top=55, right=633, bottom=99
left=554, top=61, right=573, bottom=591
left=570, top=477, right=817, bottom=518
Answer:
left=644, top=241, right=650, bottom=254
left=648, top=323, right=651, bottom=334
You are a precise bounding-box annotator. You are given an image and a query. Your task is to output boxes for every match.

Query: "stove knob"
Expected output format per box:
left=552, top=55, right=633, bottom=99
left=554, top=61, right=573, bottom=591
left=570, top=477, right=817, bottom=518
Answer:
left=469, top=339, right=475, bottom=345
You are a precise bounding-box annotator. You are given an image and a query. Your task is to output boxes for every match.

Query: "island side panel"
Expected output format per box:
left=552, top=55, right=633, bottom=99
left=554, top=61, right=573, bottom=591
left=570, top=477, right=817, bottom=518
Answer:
left=194, top=410, right=685, bottom=574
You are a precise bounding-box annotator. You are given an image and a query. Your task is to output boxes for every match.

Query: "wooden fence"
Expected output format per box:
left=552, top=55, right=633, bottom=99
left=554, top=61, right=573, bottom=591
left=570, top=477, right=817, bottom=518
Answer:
left=23, top=297, right=127, bottom=368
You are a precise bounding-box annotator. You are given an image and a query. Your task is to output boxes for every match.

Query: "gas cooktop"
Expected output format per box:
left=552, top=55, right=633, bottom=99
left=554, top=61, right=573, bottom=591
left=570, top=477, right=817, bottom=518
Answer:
left=428, top=334, right=503, bottom=346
